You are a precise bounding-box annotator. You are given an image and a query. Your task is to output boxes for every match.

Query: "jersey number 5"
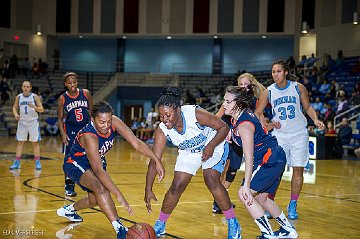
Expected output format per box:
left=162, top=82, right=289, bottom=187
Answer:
left=278, top=105, right=295, bottom=120
left=75, top=108, right=83, bottom=122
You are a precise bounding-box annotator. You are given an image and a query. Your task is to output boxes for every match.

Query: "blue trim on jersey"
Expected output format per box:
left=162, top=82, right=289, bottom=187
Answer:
left=295, top=84, right=303, bottom=111
left=174, top=112, right=186, bottom=135
left=274, top=80, right=290, bottom=90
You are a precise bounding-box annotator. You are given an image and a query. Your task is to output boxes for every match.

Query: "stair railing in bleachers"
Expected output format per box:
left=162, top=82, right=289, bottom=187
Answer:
left=334, top=104, right=360, bottom=129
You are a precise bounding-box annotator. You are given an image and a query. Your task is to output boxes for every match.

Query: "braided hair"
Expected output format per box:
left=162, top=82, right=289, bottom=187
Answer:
left=271, top=60, right=299, bottom=81
left=156, top=86, right=182, bottom=109
left=225, top=85, right=255, bottom=112
left=91, top=100, right=114, bottom=118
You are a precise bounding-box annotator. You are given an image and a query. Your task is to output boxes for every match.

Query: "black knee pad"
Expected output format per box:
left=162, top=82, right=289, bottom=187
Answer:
left=225, top=167, right=238, bottom=183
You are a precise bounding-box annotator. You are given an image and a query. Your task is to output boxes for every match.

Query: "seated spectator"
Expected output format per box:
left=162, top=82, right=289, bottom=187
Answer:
left=38, top=58, right=48, bottom=75
left=311, top=97, right=326, bottom=114
left=325, top=120, right=336, bottom=135
left=185, top=89, right=196, bottom=104
left=45, top=115, right=59, bottom=136
left=0, top=77, right=11, bottom=106
left=31, top=62, right=40, bottom=79
left=130, top=117, right=140, bottom=134
left=146, top=107, right=158, bottom=127
left=338, top=117, right=353, bottom=146
left=349, top=90, right=360, bottom=106
left=286, top=56, right=296, bottom=72
left=307, top=53, right=318, bottom=67
left=335, top=90, right=349, bottom=115
left=301, top=76, right=313, bottom=93
left=318, top=79, right=330, bottom=95
left=335, top=50, right=345, bottom=70
left=20, top=58, right=31, bottom=76
left=323, top=102, right=336, bottom=122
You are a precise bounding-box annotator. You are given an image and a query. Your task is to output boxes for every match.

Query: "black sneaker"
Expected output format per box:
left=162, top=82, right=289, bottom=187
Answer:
left=65, top=184, right=77, bottom=197
left=212, top=201, right=236, bottom=214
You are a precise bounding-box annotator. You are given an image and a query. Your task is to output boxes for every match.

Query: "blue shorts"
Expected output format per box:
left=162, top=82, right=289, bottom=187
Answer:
left=228, top=145, right=243, bottom=170
left=242, top=145, right=286, bottom=194
left=63, top=156, right=107, bottom=192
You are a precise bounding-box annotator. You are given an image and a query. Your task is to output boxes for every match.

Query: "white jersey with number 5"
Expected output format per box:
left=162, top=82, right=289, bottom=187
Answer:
left=268, top=80, right=307, bottom=134
left=18, top=93, right=38, bottom=121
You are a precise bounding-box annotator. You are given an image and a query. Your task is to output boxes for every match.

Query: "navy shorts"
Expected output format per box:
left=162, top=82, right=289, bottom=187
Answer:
left=63, top=124, right=85, bottom=155
left=242, top=145, right=286, bottom=194
left=63, top=156, right=107, bottom=192
left=228, top=145, right=243, bottom=170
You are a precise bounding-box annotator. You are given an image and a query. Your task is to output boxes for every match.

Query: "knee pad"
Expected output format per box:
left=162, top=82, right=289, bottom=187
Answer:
left=225, top=167, right=238, bottom=183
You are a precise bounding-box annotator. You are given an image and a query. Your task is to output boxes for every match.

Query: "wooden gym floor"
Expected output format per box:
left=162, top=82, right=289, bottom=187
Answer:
left=0, top=136, right=359, bottom=239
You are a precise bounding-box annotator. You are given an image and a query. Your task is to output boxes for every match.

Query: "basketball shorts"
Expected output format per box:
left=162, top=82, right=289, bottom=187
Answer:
left=175, top=142, right=229, bottom=176
left=63, top=124, right=86, bottom=155
left=273, top=129, right=309, bottom=167
left=63, top=156, right=107, bottom=192
left=16, top=119, right=40, bottom=142
left=246, top=145, right=286, bottom=194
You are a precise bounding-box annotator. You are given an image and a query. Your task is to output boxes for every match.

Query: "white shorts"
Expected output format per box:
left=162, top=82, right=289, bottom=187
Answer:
left=16, top=119, right=41, bottom=142
left=272, top=129, right=309, bottom=167
left=175, top=143, right=228, bottom=176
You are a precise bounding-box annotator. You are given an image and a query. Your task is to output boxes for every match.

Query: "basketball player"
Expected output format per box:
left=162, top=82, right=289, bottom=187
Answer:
left=57, top=101, right=164, bottom=239
left=255, top=60, right=324, bottom=220
left=9, top=81, right=44, bottom=170
left=58, top=72, right=93, bottom=197
left=223, top=85, right=298, bottom=239
left=144, top=87, right=242, bottom=239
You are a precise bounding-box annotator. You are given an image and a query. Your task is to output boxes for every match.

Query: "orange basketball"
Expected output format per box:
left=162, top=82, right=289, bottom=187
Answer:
left=126, top=223, right=156, bottom=239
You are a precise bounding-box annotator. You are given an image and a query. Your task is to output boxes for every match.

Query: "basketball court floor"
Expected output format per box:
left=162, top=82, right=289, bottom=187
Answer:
left=0, top=136, right=359, bottom=238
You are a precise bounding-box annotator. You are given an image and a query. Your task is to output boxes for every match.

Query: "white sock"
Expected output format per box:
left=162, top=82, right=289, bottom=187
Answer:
left=276, top=211, right=293, bottom=228
left=66, top=203, right=75, bottom=212
left=255, top=215, right=274, bottom=235
left=112, top=219, right=122, bottom=233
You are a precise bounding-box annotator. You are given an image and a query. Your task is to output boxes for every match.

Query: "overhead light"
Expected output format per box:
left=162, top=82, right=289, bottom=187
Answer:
left=36, top=24, right=42, bottom=35
left=166, top=36, right=172, bottom=39
left=122, top=36, right=127, bottom=39
left=261, top=35, right=267, bottom=39
left=354, top=12, right=358, bottom=25
left=213, top=35, right=218, bottom=39
left=301, top=21, right=308, bottom=34
left=79, top=35, right=83, bottom=39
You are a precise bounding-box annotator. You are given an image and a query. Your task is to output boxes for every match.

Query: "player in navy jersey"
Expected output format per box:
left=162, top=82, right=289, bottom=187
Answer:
left=223, top=85, right=298, bottom=239
left=58, top=72, right=93, bottom=197
left=145, top=87, right=241, bottom=239
left=56, top=101, right=164, bottom=239
left=255, top=60, right=324, bottom=220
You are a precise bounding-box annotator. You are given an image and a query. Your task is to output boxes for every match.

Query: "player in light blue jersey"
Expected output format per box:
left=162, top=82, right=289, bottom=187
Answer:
left=255, top=60, right=324, bottom=220
left=145, top=87, right=241, bottom=239
left=9, top=81, right=44, bottom=170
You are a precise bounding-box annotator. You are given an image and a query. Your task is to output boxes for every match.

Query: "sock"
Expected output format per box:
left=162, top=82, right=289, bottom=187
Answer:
left=35, top=156, right=40, bottom=161
left=15, top=156, right=21, bottom=161
left=112, top=219, right=124, bottom=233
left=255, top=215, right=274, bottom=235
left=159, top=211, right=170, bottom=222
left=65, top=203, right=75, bottom=212
left=290, top=193, right=299, bottom=201
left=276, top=211, right=293, bottom=228
left=268, top=192, right=276, bottom=201
left=223, top=207, right=236, bottom=220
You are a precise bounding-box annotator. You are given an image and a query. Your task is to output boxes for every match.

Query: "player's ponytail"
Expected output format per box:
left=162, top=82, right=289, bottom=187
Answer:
left=225, top=85, right=254, bottom=112
left=156, top=86, right=182, bottom=109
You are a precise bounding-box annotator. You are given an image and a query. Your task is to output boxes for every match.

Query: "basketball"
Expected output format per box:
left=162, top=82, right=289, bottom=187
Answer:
left=126, top=223, right=156, bottom=239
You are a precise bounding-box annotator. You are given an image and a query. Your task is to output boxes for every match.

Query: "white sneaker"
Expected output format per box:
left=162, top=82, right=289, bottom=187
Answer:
left=274, top=226, right=299, bottom=238
left=57, top=206, right=83, bottom=222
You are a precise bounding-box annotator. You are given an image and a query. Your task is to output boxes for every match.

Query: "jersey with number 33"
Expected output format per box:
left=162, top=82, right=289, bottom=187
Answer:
left=62, top=89, right=90, bottom=126
left=268, top=80, right=307, bottom=133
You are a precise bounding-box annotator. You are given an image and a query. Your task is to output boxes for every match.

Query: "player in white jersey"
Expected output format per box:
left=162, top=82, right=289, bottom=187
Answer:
left=255, top=60, right=324, bottom=220
left=145, top=87, right=241, bottom=239
left=9, top=81, right=44, bottom=170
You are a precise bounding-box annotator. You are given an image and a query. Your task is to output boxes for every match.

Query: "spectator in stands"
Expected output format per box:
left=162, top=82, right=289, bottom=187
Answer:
left=210, top=88, right=224, bottom=104
left=0, top=77, right=11, bottom=106
left=318, top=79, right=330, bottom=95
left=146, top=107, right=158, bottom=127
left=335, top=90, right=349, bottom=115
left=185, top=89, right=196, bottom=105
left=323, top=102, right=336, bottom=123
left=20, top=58, right=31, bottom=77
left=306, top=53, right=318, bottom=67
left=349, top=89, right=360, bottom=106
left=322, top=54, right=336, bottom=74
left=325, top=120, right=336, bottom=135
left=286, top=56, right=296, bottom=72
left=130, top=117, right=140, bottom=135
left=335, top=50, right=345, bottom=69
left=195, top=86, right=208, bottom=105
left=9, top=54, right=19, bottom=78
left=2, top=60, right=10, bottom=79
left=0, top=49, right=4, bottom=76
left=301, top=76, right=313, bottom=93
left=311, top=97, right=326, bottom=114
left=338, top=117, right=353, bottom=146
left=31, top=62, right=40, bottom=79
left=38, top=58, right=48, bottom=75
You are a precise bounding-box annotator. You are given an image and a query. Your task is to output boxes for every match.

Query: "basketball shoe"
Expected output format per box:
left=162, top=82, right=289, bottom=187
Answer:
left=274, top=225, right=299, bottom=238
left=153, top=220, right=166, bottom=237
left=227, top=218, right=242, bottom=239
left=57, top=205, right=83, bottom=222
left=287, top=200, right=298, bottom=220
left=35, top=160, right=42, bottom=170
left=256, top=233, right=278, bottom=239
left=212, top=201, right=222, bottom=214
left=116, top=221, right=128, bottom=239
left=9, top=160, right=21, bottom=169
left=65, top=184, right=77, bottom=197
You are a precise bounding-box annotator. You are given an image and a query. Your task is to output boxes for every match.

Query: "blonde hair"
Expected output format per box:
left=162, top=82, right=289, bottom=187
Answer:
left=237, top=73, right=265, bottom=98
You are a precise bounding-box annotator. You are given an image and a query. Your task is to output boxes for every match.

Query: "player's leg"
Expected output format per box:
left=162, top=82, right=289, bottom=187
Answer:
left=28, top=121, right=42, bottom=170
left=64, top=126, right=78, bottom=197
left=154, top=171, right=192, bottom=237
left=10, top=122, right=27, bottom=169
